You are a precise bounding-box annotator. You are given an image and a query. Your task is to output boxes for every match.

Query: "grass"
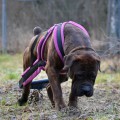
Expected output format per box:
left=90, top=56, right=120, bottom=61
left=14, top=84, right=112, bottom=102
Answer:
left=0, top=53, right=120, bottom=120
left=0, top=54, right=22, bottom=84
left=96, top=72, right=120, bottom=84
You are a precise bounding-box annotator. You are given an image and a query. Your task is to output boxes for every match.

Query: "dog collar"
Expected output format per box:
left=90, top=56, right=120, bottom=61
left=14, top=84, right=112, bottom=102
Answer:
left=69, top=46, right=95, bottom=54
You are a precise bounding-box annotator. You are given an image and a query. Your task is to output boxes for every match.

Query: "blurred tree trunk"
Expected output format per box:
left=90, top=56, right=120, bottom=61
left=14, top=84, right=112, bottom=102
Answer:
left=107, top=0, right=120, bottom=55
left=107, top=0, right=120, bottom=46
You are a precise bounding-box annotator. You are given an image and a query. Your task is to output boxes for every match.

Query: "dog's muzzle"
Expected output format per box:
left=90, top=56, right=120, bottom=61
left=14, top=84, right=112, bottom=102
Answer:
left=73, top=83, right=93, bottom=97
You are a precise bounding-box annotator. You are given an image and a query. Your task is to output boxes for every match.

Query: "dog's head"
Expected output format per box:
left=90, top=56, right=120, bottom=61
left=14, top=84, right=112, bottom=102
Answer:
left=61, top=50, right=100, bottom=97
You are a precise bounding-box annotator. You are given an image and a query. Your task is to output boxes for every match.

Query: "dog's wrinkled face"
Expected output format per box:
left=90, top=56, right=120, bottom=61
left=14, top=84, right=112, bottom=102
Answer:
left=70, top=60, right=98, bottom=97
left=62, top=51, right=100, bottom=97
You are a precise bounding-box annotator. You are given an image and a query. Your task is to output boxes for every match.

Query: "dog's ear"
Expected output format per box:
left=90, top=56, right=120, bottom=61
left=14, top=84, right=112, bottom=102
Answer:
left=93, top=53, right=101, bottom=72
left=97, top=60, right=101, bottom=72
left=59, top=66, right=68, bottom=75
left=96, top=55, right=101, bottom=72
left=63, top=53, right=76, bottom=69
left=60, top=53, right=76, bottom=75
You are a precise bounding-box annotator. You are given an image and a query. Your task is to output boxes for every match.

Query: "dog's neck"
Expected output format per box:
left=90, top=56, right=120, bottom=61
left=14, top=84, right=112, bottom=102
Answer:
left=63, top=24, right=92, bottom=55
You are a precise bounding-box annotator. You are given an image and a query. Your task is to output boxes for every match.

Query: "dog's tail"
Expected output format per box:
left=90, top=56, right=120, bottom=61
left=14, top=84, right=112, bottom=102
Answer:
left=33, top=26, right=42, bottom=36
left=30, top=26, right=42, bottom=66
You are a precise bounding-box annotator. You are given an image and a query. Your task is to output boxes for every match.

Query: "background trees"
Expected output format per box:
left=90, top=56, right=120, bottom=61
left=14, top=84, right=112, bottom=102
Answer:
left=0, top=0, right=114, bottom=53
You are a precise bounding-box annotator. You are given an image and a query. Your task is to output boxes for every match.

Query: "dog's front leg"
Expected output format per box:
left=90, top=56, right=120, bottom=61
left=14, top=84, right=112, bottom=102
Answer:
left=46, top=67, right=66, bottom=110
left=68, top=80, right=78, bottom=107
left=68, top=92, right=78, bottom=108
left=46, top=83, right=55, bottom=107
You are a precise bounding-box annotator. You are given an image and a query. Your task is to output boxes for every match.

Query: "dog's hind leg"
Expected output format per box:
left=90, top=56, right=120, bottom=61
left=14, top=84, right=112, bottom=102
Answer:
left=18, top=47, right=31, bottom=106
left=18, top=83, right=31, bottom=106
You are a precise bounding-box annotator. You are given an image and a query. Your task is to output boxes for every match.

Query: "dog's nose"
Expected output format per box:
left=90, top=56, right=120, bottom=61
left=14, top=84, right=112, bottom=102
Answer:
left=82, top=85, right=91, bottom=92
left=81, top=85, right=93, bottom=97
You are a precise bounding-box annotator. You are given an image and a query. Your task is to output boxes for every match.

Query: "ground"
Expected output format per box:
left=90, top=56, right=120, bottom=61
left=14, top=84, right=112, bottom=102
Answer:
left=0, top=54, right=120, bottom=120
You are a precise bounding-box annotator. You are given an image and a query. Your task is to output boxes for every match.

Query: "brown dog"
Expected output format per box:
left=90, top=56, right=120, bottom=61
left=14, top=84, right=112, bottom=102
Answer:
left=18, top=22, right=100, bottom=110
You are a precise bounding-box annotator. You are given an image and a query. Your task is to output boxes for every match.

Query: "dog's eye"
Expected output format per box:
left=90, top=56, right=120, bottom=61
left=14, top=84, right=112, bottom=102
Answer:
left=75, top=72, right=86, bottom=79
left=77, top=76, right=83, bottom=79
left=88, top=72, right=96, bottom=80
left=90, top=75, right=96, bottom=80
left=75, top=74, right=83, bottom=80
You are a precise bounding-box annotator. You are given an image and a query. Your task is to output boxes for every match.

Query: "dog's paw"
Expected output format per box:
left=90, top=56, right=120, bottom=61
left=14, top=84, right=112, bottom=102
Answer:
left=18, top=98, right=27, bottom=106
left=68, top=101, right=78, bottom=108
left=55, top=101, right=66, bottom=110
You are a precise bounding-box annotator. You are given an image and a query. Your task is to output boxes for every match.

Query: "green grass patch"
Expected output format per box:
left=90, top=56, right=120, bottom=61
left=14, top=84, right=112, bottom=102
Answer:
left=4, top=70, right=20, bottom=80
left=96, top=72, right=120, bottom=84
left=1, top=98, right=6, bottom=106
left=0, top=54, right=23, bottom=85
left=0, top=54, right=22, bottom=68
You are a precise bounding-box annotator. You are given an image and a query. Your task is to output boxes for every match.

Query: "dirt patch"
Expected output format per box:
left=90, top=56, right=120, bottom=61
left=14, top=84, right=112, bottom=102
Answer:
left=0, top=80, right=120, bottom=120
